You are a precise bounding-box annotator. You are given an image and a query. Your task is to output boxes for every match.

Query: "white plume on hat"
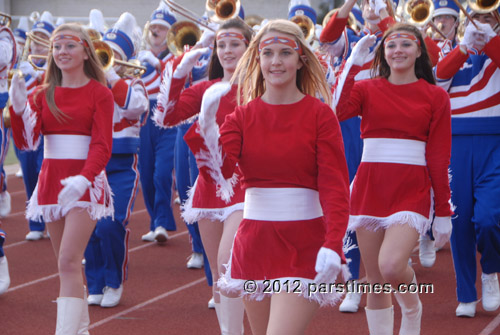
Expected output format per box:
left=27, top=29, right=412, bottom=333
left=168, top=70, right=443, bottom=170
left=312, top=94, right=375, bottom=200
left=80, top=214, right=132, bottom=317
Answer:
left=88, top=9, right=107, bottom=34
left=56, top=17, right=65, bottom=26
left=105, top=12, right=140, bottom=60
left=288, top=0, right=313, bottom=11
left=17, top=17, right=30, bottom=32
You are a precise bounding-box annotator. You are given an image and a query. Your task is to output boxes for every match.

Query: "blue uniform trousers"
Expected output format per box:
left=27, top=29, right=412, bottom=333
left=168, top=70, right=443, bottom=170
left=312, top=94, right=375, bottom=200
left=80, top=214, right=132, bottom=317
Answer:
left=340, top=117, right=363, bottom=280
left=175, top=123, right=212, bottom=286
left=85, top=154, right=139, bottom=294
left=450, top=134, right=500, bottom=303
left=0, top=229, right=5, bottom=257
left=138, top=102, right=177, bottom=232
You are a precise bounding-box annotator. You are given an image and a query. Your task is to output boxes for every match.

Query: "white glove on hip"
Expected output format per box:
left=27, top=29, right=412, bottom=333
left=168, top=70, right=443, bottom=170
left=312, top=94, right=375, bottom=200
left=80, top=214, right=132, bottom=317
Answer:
left=58, top=175, right=92, bottom=208
left=18, top=60, right=39, bottom=80
left=173, top=47, right=210, bottom=79
left=349, top=34, right=377, bottom=67
left=432, top=216, right=452, bottom=249
left=370, top=0, right=387, bottom=16
left=314, top=247, right=342, bottom=284
left=8, top=72, right=28, bottom=116
left=199, top=81, right=231, bottom=136
left=106, top=66, right=121, bottom=83
left=137, top=50, right=160, bottom=69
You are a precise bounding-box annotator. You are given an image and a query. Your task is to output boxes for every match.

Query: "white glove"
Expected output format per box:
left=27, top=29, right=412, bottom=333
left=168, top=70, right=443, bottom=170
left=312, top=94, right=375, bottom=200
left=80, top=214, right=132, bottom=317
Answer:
left=197, top=23, right=218, bottom=48
left=314, top=247, right=342, bottom=284
left=199, top=81, right=231, bottom=136
left=106, top=66, right=121, bottom=83
left=18, top=60, right=38, bottom=80
left=8, top=72, right=28, bottom=116
left=432, top=216, right=452, bottom=249
left=349, top=34, right=377, bottom=67
left=370, top=0, right=387, bottom=16
left=461, top=21, right=496, bottom=51
left=137, top=50, right=160, bottom=69
left=173, top=47, right=210, bottom=79
left=58, top=175, right=92, bottom=208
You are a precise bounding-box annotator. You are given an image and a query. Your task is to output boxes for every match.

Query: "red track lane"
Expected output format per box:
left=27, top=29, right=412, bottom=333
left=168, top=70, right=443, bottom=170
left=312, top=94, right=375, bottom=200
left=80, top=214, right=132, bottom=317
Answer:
left=0, top=172, right=499, bottom=334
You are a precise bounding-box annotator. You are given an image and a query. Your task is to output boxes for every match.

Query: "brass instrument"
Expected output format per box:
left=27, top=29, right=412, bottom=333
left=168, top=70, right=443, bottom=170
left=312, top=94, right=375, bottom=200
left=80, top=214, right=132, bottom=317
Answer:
left=166, top=21, right=202, bottom=56
left=27, top=31, right=51, bottom=49
left=87, top=28, right=103, bottom=42
left=245, top=14, right=264, bottom=28
left=451, top=0, right=481, bottom=28
left=93, top=40, right=147, bottom=77
left=290, top=14, right=315, bottom=42
left=28, top=54, right=48, bottom=71
left=467, top=0, right=500, bottom=24
left=163, top=0, right=215, bottom=31
left=403, top=0, right=448, bottom=39
left=322, top=9, right=361, bottom=33
left=206, top=0, right=241, bottom=23
left=0, top=12, right=11, bottom=27
left=3, top=105, right=10, bottom=128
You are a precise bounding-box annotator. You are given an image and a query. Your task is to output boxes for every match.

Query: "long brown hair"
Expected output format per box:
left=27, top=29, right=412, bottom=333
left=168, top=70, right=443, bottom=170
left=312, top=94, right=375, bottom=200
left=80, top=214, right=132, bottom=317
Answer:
left=370, top=23, right=435, bottom=85
left=207, top=18, right=254, bottom=80
left=233, top=19, right=332, bottom=106
left=37, top=23, right=106, bottom=123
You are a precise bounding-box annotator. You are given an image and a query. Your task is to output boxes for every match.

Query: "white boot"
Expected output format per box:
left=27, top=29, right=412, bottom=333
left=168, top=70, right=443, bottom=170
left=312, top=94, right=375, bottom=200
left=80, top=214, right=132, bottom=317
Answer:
left=55, top=297, right=85, bottom=335
left=365, top=306, right=394, bottom=335
left=214, top=295, right=245, bottom=335
left=0, top=256, right=10, bottom=295
left=78, top=287, right=90, bottom=335
left=394, top=275, right=422, bottom=335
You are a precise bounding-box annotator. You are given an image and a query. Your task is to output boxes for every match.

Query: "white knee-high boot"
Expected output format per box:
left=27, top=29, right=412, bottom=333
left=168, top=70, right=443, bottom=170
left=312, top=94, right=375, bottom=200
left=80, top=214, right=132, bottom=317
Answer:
left=55, top=297, right=85, bottom=335
left=214, top=295, right=245, bottom=335
left=78, top=287, right=90, bottom=335
left=365, top=306, right=394, bottom=335
left=393, top=274, right=422, bottom=335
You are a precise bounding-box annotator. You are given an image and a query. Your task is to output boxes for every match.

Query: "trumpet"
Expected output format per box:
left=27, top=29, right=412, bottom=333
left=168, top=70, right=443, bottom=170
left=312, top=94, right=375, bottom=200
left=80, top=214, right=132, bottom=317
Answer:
left=0, top=12, right=11, bottom=27
left=93, top=40, right=147, bottom=77
left=166, top=21, right=202, bottom=56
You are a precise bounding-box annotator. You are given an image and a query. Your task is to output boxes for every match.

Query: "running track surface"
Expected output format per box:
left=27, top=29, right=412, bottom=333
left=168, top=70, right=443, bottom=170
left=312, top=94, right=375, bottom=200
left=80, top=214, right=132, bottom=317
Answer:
left=0, top=170, right=499, bottom=335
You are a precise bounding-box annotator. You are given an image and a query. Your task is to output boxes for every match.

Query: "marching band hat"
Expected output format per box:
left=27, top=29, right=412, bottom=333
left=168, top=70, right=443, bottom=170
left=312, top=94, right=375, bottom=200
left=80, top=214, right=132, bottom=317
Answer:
left=31, top=11, right=55, bottom=38
left=14, top=16, right=29, bottom=44
left=433, top=0, right=460, bottom=18
left=150, top=1, right=177, bottom=28
left=288, top=0, right=317, bottom=24
left=103, top=12, right=140, bottom=61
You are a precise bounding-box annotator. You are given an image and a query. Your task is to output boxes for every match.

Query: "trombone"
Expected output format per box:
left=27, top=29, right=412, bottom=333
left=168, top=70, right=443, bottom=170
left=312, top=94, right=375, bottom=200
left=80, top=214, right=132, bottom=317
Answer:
left=0, top=12, right=11, bottom=27
left=163, top=0, right=216, bottom=31
left=206, top=0, right=241, bottom=23
left=403, top=0, right=448, bottom=39
left=166, top=21, right=202, bottom=56
left=466, top=0, right=500, bottom=24
left=93, top=40, right=147, bottom=77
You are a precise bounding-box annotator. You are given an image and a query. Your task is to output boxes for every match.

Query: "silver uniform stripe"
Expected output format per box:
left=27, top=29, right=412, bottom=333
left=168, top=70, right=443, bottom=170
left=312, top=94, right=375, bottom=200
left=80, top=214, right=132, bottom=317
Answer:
left=44, top=134, right=91, bottom=159
left=361, top=138, right=426, bottom=166
left=243, top=187, right=323, bottom=221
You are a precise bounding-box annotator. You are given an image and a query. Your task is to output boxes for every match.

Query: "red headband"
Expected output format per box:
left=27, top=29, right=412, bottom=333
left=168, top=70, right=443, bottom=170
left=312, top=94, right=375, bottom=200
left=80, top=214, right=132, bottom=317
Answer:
left=384, top=32, right=420, bottom=46
left=258, top=36, right=303, bottom=55
left=52, top=34, right=89, bottom=48
left=217, top=32, right=248, bottom=44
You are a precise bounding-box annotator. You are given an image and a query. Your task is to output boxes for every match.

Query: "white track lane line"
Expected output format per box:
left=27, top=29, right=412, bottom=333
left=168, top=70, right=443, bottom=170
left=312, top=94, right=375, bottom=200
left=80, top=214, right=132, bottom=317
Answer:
left=5, top=230, right=189, bottom=292
left=89, top=277, right=206, bottom=329
left=479, top=312, right=500, bottom=335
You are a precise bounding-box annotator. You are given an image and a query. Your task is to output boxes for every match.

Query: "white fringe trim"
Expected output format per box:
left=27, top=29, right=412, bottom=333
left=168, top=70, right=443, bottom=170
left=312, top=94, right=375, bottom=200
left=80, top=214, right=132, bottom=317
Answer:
left=26, top=172, right=114, bottom=223
left=152, top=61, right=177, bottom=129
left=348, top=211, right=432, bottom=236
left=21, top=101, right=41, bottom=151
left=180, top=179, right=244, bottom=223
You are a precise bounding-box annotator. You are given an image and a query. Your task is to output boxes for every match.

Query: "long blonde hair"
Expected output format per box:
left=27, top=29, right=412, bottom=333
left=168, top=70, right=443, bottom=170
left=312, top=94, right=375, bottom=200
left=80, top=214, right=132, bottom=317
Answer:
left=37, top=23, right=106, bottom=123
left=232, top=19, right=331, bottom=106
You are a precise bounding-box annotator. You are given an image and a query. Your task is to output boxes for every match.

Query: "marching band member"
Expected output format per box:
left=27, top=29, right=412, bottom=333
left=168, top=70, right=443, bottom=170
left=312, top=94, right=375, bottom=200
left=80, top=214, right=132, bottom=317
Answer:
left=434, top=7, right=500, bottom=318
left=138, top=1, right=178, bottom=244
left=15, top=10, right=55, bottom=241
left=9, top=22, right=114, bottom=334
left=84, top=12, right=148, bottom=309
left=194, top=19, right=349, bottom=335
left=0, top=12, right=16, bottom=295
left=153, top=18, right=253, bottom=335
left=336, top=24, right=453, bottom=334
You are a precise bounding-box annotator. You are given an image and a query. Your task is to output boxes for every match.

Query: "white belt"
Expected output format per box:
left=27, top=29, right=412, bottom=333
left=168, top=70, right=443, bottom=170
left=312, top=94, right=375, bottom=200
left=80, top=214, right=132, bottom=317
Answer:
left=361, top=138, right=426, bottom=166
left=243, top=188, right=324, bottom=221
left=44, top=134, right=91, bottom=159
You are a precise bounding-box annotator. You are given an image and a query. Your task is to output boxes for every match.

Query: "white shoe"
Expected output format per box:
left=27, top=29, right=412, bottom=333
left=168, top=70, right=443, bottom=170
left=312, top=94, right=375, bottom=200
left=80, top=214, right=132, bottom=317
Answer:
left=339, top=291, right=362, bottom=313
left=0, top=191, right=11, bottom=218
left=208, top=296, right=215, bottom=309
left=419, top=235, right=436, bottom=268
left=87, top=294, right=103, bottom=305
left=25, top=231, right=44, bottom=241
left=15, top=168, right=23, bottom=178
left=482, top=272, right=500, bottom=311
left=154, top=226, right=169, bottom=243
left=141, top=231, right=155, bottom=242
left=456, top=301, right=477, bottom=317
left=101, top=285, right=123, bottom=308
left=187, top=252, right=204, bottom=269
left=0, top=256, right=10, bottom=295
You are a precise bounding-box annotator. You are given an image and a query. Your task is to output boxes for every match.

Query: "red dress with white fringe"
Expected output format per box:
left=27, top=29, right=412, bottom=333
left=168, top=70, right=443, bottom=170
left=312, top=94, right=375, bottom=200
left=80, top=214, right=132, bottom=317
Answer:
left=214, top=95, right=350, bottom=306
left=336, top=73, right=454, bottom=234
left=9, top=79, right=114, bottom=222
left=155, top=72, right=245, bottom=223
